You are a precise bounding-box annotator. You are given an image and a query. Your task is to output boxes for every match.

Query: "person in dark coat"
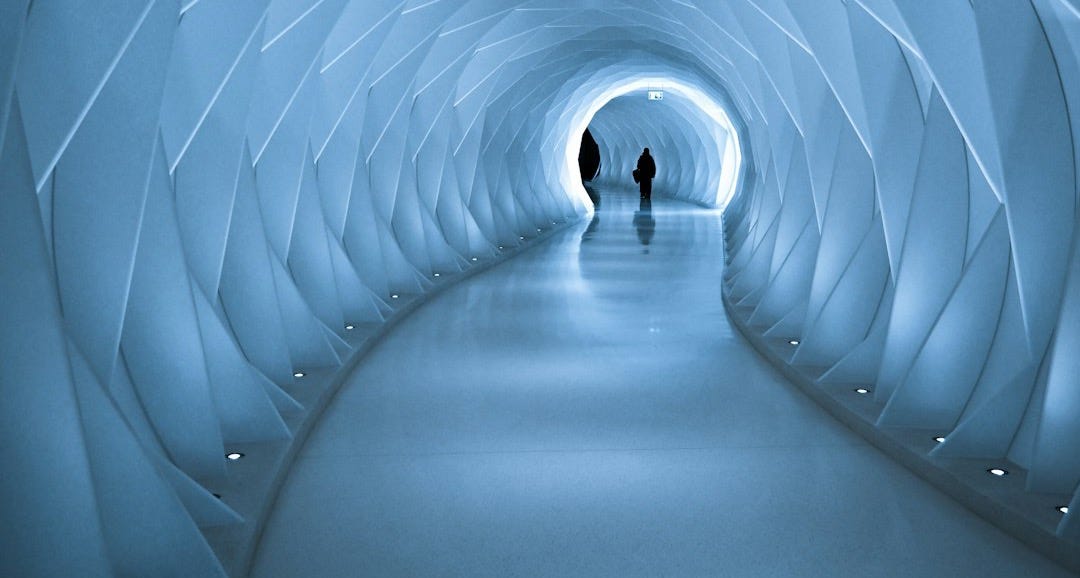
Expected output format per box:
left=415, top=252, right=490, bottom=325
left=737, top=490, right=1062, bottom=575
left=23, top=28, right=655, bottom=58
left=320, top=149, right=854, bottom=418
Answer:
left=636, top=148, right=656, bottom=200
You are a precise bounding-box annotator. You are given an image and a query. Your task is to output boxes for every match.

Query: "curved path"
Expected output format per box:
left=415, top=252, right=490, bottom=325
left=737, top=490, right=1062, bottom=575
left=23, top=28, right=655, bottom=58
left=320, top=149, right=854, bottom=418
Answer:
left=251, top=189, right=1070, bottom=577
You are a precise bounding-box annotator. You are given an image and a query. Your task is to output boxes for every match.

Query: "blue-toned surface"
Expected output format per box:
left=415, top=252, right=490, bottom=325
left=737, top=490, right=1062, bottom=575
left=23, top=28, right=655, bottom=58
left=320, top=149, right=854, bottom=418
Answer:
left=3, top=1, right=1080, bottom=575
left=252, top=190, right=1071, bottom=577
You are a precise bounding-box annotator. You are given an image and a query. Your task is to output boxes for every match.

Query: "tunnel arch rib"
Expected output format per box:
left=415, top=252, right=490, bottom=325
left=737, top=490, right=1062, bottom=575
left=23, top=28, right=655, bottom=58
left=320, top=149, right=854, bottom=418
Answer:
left=2, top=1, right=1080, bottom=576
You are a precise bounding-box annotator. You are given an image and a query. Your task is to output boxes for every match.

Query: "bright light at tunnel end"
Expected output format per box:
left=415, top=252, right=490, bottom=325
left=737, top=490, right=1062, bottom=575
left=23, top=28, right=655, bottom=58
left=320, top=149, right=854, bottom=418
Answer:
left=561, top=77, right=743, bottom=212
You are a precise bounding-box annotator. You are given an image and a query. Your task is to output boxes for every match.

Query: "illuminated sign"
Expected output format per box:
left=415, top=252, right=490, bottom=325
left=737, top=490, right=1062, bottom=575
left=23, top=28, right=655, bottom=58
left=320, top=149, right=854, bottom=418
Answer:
left=648, top=90, right=664, bottom=101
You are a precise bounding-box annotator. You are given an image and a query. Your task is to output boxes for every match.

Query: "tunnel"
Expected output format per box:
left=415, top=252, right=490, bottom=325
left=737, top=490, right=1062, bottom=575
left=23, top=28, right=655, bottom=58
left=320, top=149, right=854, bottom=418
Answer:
left=2, top=1, right=1080, bottom=576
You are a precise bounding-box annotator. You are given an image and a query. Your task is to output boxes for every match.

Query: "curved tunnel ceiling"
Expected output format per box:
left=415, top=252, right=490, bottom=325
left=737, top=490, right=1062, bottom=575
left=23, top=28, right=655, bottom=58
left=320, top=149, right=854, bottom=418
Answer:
left=2, top=1, right=1080, bottom=575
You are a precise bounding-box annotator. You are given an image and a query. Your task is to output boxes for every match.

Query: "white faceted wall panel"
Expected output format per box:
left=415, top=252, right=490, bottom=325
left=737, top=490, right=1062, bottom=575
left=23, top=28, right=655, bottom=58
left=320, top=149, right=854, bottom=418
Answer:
left=719, top=0, right=1080, bottom=547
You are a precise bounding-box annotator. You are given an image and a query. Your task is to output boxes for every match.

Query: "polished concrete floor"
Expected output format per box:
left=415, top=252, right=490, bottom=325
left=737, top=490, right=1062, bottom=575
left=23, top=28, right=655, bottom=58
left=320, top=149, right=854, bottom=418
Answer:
left=251, top=188, right=1071, bottom=577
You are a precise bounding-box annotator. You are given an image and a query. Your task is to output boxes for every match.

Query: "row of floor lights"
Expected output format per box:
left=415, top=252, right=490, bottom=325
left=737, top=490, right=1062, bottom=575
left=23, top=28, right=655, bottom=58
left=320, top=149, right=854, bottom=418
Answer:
left=935, top=437, right=1069, bottom=515
left=843, top=385, right=1072, bottom=516
left=290, top=238, right=1075, bottom=517
left=457, top=235, right=541, bottom=261
left=218, top=228, right=553, bottom=494
left=279, top=343, right=1077, bottom=515
left=931, top=431, right=1070, bottom=513
left=252, top=328, right=1080, bottom=514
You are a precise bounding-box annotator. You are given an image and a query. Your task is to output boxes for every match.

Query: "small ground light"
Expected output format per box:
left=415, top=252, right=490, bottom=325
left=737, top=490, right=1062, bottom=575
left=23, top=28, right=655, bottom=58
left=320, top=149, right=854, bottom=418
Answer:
left=433, top=273, right=440, bottom=277
left=934, top=436, right=946, bottom=443
left=788, top=340, right=799, bottom=345
left=988, top=468, right=1008, bottom=477
left=537, top=228, right=542, bottom=232
left=1059, top=506, right=1069, bottom=514
left=855, top=387, right=870, bottom=394
left=391, top=294, right=399, bottom=299
left=520, top=236, right=525, bottom=240
left=471, top=257, right=477, bottom=261
left=226, top=452, right=244, bottom=461
left=293, top=371, right=305, bottom=378
left=345, top=324, right=354, bottom=330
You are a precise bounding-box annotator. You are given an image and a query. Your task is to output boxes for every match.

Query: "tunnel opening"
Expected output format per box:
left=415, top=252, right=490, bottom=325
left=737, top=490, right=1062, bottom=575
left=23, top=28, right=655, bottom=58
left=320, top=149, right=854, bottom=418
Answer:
left=557, top=77, right=743, bottom=212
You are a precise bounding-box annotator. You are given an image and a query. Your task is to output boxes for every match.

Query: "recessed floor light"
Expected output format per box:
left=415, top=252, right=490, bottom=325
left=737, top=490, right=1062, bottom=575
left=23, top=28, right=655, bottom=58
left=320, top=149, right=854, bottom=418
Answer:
left=226, top=452, right=244, bottom=461
left=988, top=468, right=1008, bottom=477
left=788, top=340, right=799, bottom=345
left=855, top=387, right=869, bottom=394
left=391, top=294, right=399, bottom=299
left=293, top=371, right=305, bottom=378
left=934, top=436, right=946, bottom=443
left=471, top=257, right=477, bottom=261
left=433, top=273, right=440, bottom=277
left=537, top=228, right=542, bottom=232
left=345, top=324, right=354, bottom=330
left=1059, top=506, right=1069, bottom=514
left=520, top=236, right=525, bottom=240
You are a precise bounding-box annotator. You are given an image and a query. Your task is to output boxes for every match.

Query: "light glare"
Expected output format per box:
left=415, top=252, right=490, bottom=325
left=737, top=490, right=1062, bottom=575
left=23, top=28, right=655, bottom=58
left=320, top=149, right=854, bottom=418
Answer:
left=562, top=78, right=742, bottom=210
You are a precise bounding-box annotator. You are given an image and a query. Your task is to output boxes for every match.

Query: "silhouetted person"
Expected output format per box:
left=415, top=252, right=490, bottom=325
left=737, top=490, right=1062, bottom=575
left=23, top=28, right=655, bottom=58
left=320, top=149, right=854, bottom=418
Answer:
left=636, top=148, right=656, bottom=200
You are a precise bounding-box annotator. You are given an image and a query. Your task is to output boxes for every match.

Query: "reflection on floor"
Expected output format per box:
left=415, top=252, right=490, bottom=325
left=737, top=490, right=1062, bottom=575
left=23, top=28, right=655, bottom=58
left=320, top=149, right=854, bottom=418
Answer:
left=251, top=188, right=1070, bottom=577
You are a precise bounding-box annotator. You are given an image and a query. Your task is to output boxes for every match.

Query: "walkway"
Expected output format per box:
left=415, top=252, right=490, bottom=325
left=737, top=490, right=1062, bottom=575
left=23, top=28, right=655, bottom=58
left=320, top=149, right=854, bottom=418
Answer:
left=251, top=188, right=1070, bottom=577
